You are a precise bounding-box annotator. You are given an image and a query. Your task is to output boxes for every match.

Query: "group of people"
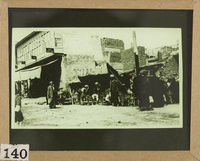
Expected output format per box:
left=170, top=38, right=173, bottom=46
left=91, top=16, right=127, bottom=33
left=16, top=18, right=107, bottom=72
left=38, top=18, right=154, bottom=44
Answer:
left=47, top=81, right=102, bottom=107
left=70, top=75, right=127, bottom=106
left=133, top=70, right=179, bottom=111
left=71, top=82, right=102, bottom=105
left=70, top=74, right=127, bottom=107
left=15, top=71, right=179, bottom=127
left=46, top=71, right=179, bottom=110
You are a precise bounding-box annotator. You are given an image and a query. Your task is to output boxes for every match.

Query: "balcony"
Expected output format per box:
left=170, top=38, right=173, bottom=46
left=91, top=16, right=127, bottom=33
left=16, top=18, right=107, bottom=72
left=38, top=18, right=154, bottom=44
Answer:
left=15, top=50, right=65, bottom=72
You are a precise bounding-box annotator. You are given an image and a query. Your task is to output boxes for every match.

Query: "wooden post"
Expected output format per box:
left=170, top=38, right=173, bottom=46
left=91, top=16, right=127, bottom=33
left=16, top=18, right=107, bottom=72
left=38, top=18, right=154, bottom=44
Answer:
left=135, top=54, right=140, bottom=76
left=132, top=31, right=140, bottom=75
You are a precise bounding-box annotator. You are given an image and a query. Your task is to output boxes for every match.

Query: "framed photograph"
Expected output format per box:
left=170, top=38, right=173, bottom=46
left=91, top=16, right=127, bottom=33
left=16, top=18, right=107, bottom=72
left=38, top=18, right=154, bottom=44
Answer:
left=12, top=27, right=183, bottom=129
left=9, top=8, right=192, bottom=151
left=0, top=0, right=199, bottom=160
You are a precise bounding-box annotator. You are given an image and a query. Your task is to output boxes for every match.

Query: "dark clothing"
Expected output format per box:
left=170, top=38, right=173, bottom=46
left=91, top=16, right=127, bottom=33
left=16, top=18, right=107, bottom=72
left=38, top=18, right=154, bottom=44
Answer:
left=149, top=76, right=165, bottom=107
left=152, top=94, right=164, bottom=107
left=80, top=87, right=90, bottom=105
left=110, top=79, right=119, bottom=106
left=133, top=75, right=151, bottom=110
left=47, top=85, right=56, bottom=108
left=15, top=111, right=24, bottom=122
left=111, top=91, right=119, bottom=106
left=81, top=87, right=87, bottom=98
left=15, top=82, right=21, bottom=95
left=77, top=88, right=82, bottom=104
left=139, top=94, right=150, bottom=110
left=47, top=85, right=54, bottom=98
left=15, top=94, right=21, bottom=107
left=48, top=97, right=56, bottom=108
left=169, top=80, right=179, bottom=103
left=119, top=84, right=127, bottom=106
left=15, top=94, right=24, bottom=122
left=93, top=85, right=100, bottom=94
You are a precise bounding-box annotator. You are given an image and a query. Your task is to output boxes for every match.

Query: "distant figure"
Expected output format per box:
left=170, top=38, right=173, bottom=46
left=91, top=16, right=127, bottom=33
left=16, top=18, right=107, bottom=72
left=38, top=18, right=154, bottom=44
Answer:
left=163, top=79, right=171, bottom=104
left=77, top=87, right=82, bottom=104
left=168, top=78, right=179, bottom=103
left=118, top=74, right=127, bottom=106
left=133, top=70, right=152, bottom=111
left=47, top=81, right=56, bottom=109
left=57, top=88, right=65, bottom=105
left=110, top=74, right=119, bottom=106
left=92, top=82, right=101, bottom=104
left=166, top=79, right=173, bottom=104
left=80, top=85, right=90, bottom=105
left=15, top=83, right=24, bottom=126
left=15, top=94, right=24, bottom=126
left=105, top=92, right=111, bottom=105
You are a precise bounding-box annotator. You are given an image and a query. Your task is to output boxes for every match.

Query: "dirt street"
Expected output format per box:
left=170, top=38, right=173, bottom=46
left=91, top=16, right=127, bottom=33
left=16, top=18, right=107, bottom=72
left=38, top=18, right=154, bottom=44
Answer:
left=13, top=97, right=182, bottom=129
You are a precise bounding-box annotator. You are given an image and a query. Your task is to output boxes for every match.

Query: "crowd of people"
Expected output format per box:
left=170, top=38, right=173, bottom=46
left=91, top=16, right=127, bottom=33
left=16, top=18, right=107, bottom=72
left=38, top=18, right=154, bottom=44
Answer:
left=133, top=70, right=179, bottom=111
left=52, top=71, right=179, bottom=111
left=14, top=71, right=179, bottom=126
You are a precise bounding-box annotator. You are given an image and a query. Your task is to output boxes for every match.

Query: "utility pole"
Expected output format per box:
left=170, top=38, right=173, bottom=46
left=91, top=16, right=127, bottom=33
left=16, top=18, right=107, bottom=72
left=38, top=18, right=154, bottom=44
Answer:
left=132, top=31, right=140, bottom=76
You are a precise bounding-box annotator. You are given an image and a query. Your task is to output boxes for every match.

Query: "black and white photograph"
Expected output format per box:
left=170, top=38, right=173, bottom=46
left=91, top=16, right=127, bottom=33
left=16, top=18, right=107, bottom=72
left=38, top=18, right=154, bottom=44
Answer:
left=11, top=28, right=183, bottom=129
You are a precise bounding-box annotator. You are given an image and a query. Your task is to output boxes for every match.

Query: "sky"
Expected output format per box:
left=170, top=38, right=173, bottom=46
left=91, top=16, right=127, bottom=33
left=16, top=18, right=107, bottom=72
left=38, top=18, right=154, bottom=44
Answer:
left=12, top=28, right=181, bottom=50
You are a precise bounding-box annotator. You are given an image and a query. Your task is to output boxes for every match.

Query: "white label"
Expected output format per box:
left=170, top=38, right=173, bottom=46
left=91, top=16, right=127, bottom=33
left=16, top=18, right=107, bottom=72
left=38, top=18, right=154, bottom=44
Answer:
left=0, top=144, right=29, bottom=160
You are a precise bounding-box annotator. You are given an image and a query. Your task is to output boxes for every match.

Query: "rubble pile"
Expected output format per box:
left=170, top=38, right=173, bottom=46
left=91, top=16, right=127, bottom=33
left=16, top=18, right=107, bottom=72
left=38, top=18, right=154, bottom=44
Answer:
left=158, top=46, right=175, bottom=61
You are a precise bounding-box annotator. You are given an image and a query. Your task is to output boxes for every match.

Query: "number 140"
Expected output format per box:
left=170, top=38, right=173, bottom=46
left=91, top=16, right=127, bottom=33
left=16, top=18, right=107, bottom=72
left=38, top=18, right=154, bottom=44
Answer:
left=4, top=148, right=28, bottom=159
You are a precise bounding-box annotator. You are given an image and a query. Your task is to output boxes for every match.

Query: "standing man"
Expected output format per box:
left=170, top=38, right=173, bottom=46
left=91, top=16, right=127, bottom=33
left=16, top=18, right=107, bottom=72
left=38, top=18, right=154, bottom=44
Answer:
left=119, top=74, right=127, bottom=106
left=110, top=74, right=119, bottom=106
left=47, top=81, right=56, bottom=109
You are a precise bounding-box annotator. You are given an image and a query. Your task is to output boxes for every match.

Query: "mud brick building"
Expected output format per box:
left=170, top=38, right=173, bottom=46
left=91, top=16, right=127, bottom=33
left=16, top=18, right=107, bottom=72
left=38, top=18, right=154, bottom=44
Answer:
left=121, top=46, right=147, bottom=72
left=142, top=45, right=179, bottom=80
left=101, top=37, right=125, bottom=73
left=14, top=31, right=129, bottom=97
left=158, top=50, right=179, bottom=81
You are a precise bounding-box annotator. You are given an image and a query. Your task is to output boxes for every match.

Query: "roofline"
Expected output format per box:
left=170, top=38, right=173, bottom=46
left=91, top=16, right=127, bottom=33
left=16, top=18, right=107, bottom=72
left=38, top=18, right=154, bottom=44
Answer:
left=15, top=31, right=42, bottom=48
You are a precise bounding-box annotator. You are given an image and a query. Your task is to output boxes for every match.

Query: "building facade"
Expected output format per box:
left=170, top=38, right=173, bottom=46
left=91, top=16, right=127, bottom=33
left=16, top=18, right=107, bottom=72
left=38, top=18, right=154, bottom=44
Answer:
left=15, top=31, right=130, bottom=97
left=15, top=31, right=64, bottom=71
left=101, top=37, right=125, bottom=73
